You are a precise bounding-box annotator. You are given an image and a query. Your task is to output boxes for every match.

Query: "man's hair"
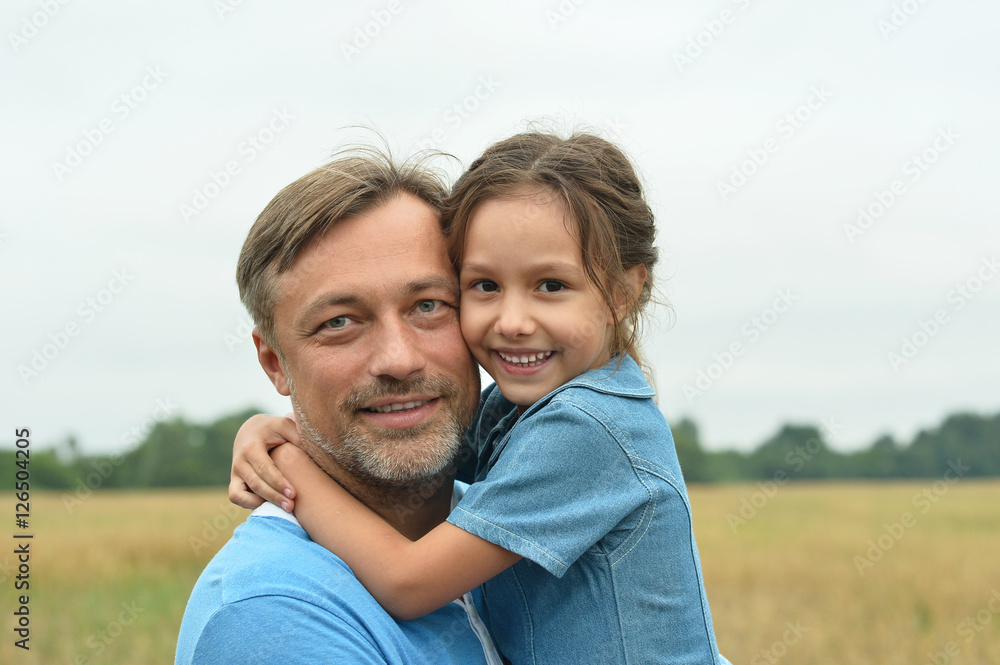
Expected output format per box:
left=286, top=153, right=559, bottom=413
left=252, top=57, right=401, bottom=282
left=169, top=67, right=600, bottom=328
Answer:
left=236, top=147, right=449, bottom=351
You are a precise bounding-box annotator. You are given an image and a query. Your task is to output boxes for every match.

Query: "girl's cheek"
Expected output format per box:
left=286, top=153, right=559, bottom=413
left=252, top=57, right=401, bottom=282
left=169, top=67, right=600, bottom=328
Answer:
left=458, top=305, right=477, bottom=341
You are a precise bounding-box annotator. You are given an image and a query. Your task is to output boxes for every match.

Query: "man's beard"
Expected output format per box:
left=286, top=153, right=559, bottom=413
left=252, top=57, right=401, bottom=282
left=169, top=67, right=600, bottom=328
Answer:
left=289, top=374, right=474, bottom=493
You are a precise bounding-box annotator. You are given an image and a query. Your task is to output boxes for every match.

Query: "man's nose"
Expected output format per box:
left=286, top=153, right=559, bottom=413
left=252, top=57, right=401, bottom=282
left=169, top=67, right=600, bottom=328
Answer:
left=367, top=318, right=427, bottom=380
left=493, top=295, right=536, bottom=339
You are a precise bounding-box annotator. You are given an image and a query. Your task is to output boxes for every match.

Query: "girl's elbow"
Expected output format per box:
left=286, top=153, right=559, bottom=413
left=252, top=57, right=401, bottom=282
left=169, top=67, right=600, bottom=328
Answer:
left=379, top=583, right=436, bottom=621
left=388, top=603, right=426, bottom=622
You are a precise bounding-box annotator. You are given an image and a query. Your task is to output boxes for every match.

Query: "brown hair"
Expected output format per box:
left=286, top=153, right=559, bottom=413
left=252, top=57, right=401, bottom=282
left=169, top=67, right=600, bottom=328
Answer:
left=237, top=146, right=448, bottom=351
left=442, top=131, right=659, bottom=366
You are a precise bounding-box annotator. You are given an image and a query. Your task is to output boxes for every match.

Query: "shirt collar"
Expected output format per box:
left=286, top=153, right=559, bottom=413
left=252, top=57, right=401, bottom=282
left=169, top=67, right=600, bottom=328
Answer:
left=555, top=354, right=655, bottom=399
left=483, top=354, right=655, bottom=422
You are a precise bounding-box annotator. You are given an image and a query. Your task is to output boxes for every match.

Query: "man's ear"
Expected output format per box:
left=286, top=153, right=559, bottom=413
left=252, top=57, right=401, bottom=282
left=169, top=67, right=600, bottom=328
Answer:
left=253, top=330, right=290, bottom=396
left=612, top=264, right=648, bottom=320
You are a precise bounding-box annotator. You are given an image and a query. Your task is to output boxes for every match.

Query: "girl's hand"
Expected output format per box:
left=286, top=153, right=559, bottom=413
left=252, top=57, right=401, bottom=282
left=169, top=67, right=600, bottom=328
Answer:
left=229, top=414, right=300, bottom=511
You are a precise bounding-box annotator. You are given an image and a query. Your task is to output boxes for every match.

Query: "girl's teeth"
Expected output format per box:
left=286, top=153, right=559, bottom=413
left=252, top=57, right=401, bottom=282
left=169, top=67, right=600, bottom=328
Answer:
left=499, top=351, right=552, bottom=366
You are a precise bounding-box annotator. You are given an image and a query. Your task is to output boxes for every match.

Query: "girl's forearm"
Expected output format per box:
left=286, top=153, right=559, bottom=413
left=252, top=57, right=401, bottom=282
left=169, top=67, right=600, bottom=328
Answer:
left=271, top=445, right=521, bottom=620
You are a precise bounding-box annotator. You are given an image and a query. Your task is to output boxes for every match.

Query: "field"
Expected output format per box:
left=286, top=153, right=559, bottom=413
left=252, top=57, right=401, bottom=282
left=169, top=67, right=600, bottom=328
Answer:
left=1, top=482, right=998, bottom=664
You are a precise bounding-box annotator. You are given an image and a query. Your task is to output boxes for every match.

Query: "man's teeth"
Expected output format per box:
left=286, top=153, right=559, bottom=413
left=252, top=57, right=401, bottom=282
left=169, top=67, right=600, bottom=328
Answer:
left=498, top=351, right=553, bottom=366
left=368, top=400, right=428, bottom=414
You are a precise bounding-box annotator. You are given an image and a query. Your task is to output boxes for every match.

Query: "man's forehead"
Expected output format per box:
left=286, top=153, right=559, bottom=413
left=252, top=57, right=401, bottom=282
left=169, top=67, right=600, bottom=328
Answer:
left=273, top=196, right=456, bottom=313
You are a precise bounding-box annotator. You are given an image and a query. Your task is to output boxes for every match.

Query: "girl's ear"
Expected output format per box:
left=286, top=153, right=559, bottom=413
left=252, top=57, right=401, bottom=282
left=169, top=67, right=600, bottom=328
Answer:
left=614, top=264, right=647, bottom=319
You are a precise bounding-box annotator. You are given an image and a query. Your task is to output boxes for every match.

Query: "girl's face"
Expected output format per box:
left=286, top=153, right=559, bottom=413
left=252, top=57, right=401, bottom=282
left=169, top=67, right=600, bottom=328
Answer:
left=459, top=187, right=614, bottom=413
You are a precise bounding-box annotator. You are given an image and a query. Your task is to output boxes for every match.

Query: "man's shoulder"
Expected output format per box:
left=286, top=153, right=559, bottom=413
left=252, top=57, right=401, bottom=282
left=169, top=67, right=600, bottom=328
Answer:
left=176, top=513, right=495, bottom=665
left=193, top=513, right=371, bottom=608
left=176, top=515, right=387, bottom=663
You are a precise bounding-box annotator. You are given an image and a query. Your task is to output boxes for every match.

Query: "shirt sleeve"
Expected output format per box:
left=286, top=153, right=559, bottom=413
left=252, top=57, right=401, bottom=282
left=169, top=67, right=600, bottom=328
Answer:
left=189, top=595, right=387, bottom=665
left=447, top=397, right=648, bottom=577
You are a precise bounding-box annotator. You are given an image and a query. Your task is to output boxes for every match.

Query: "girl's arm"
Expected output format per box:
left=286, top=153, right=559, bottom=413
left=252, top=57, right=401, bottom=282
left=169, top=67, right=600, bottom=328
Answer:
left=229, top=414, right=299, bottom=511
left=271, top=444, right=522, bottom=621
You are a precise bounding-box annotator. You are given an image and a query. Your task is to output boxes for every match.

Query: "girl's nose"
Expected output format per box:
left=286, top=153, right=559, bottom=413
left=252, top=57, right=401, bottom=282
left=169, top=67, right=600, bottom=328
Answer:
left=493, top=297, right=536, bottom=339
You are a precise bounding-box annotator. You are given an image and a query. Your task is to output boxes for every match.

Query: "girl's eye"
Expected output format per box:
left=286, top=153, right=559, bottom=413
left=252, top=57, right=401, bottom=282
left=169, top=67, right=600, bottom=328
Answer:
left=324, top=316, right=350, bottom=329
left=416, top=300, right=440, bottom=313
left=472, top=280, right=499, bottom=293
left=539, top=280, right=565, bottom=293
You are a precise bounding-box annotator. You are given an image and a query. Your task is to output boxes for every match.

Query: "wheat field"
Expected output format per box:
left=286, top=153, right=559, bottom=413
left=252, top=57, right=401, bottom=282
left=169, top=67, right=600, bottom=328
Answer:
left=2, top=482, right=998, bottom=664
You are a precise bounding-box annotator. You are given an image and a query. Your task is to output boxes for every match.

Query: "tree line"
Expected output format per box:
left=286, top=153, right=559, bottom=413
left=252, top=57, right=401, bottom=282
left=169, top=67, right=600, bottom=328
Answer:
left=2, top=408, right=998, bottom=491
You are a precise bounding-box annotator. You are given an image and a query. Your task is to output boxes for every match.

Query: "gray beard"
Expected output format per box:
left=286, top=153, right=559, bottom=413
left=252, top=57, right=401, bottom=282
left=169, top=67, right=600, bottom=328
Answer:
left=288, top=375, right=470, bottom=495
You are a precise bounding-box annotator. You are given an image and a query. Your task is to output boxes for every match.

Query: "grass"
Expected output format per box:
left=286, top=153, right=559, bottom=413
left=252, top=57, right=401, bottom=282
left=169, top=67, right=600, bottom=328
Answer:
left=694, top=480, right=1000, bottom=664
left=1, top=489, right=244, bottom=665
left=1, top=482, right=998, bottom=664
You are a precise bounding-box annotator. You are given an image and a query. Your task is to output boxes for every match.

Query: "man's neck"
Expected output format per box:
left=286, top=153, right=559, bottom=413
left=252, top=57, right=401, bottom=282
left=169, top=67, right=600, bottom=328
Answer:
left=363, top=475, right=455, bottom=541
left=317, top=458, right=455, bottom=541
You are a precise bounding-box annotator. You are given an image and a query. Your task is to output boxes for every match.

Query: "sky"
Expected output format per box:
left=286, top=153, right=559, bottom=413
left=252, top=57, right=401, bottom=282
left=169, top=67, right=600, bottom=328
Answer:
left=2, top=0, right=997, bottom=457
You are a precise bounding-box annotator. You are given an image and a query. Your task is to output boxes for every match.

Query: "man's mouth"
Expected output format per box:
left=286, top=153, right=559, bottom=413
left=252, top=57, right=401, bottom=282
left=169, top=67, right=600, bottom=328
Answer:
left=496, top=350, right=553, bottom=368
left=365, top=399, right=433, bottom=414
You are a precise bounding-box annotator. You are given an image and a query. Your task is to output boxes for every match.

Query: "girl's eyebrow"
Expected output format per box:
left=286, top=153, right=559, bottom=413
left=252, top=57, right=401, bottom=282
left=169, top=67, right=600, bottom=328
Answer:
left=528, top=261, right=585, bottom=275
left=459, top=262, right=491, bottom=274
left=461, top=261, right=583, bottom=275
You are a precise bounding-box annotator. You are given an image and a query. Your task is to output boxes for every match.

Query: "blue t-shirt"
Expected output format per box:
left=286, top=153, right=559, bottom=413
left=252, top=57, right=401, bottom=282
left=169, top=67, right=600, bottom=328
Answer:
left=175, top=506, right=497, bottom=665
left=449, top=355, right=726, bottom=665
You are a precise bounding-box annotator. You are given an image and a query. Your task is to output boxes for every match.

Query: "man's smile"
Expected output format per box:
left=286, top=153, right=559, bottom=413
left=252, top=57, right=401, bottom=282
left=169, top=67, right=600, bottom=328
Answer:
left=359, top=396, right=443, bottom=430
left=364, top=396, right=438, bottom=413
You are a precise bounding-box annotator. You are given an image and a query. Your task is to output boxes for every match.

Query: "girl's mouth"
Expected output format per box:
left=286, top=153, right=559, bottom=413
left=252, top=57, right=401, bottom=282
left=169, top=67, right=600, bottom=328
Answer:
left=495, top=350, right=553, bottom=369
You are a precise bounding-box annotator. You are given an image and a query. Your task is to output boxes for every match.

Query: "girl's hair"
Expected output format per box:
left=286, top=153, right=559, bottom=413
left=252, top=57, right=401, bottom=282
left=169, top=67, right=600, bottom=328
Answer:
left=442, top=131, right=659, bottom=367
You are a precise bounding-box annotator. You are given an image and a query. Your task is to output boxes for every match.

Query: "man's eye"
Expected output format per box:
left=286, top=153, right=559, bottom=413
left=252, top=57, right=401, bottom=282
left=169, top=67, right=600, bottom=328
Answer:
left=539, top=280, right=565, bottom=293
left=472, top=280, right=499, bottom=293
left=416, top=300, right=440, bottom=313
left=324, top=316, right=350, bottom=329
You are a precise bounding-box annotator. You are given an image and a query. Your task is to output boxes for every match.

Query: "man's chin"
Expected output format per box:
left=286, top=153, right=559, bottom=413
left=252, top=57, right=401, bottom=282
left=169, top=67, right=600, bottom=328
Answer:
left=338, top=423, right=462, bottom=487
left=292, top=380, right=473, bottom=492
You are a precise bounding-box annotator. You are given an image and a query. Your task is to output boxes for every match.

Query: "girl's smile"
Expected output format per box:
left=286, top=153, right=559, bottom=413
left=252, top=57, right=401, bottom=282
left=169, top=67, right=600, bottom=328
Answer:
left=493, top=348, right=555, bottom=373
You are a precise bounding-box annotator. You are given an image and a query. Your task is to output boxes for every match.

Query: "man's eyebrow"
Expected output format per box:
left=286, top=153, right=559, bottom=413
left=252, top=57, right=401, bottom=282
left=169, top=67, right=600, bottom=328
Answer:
left=407, top=276, right=460, bottom=302
left=295, top=277, right=460, bottom=329
left=296, top=294, right=363, bottom=330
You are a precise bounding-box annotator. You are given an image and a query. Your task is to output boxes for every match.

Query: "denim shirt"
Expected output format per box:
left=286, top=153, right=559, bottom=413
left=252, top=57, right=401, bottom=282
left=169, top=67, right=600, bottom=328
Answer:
left=449, top=356, right=725, bottom=665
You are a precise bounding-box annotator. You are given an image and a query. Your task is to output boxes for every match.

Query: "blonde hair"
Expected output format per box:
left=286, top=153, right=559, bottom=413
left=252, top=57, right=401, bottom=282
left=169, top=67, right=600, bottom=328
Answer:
left=237, top=147, right=448, bottom=350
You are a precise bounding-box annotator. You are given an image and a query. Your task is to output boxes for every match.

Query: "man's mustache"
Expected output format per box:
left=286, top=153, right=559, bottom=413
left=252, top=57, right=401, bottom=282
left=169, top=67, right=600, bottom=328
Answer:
left=341, top=376, right=459, bottom=413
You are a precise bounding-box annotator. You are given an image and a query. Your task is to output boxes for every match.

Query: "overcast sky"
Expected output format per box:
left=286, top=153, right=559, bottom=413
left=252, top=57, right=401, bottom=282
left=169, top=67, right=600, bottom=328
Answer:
left=2, top=0, right=997, bottom=457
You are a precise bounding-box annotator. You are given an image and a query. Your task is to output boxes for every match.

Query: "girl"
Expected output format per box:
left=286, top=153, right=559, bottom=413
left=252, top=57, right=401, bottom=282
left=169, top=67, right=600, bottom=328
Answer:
left=234, top=132, right=728, bottom=664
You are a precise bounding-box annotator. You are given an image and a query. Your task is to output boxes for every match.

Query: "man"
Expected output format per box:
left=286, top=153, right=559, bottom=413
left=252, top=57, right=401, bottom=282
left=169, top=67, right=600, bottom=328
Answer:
left=175, top=150, right=501, bottom=664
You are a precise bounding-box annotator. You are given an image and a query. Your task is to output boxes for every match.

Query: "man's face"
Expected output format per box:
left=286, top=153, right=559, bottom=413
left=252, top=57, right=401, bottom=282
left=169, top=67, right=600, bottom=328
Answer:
left=255, top=194, right=480, bottom=490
